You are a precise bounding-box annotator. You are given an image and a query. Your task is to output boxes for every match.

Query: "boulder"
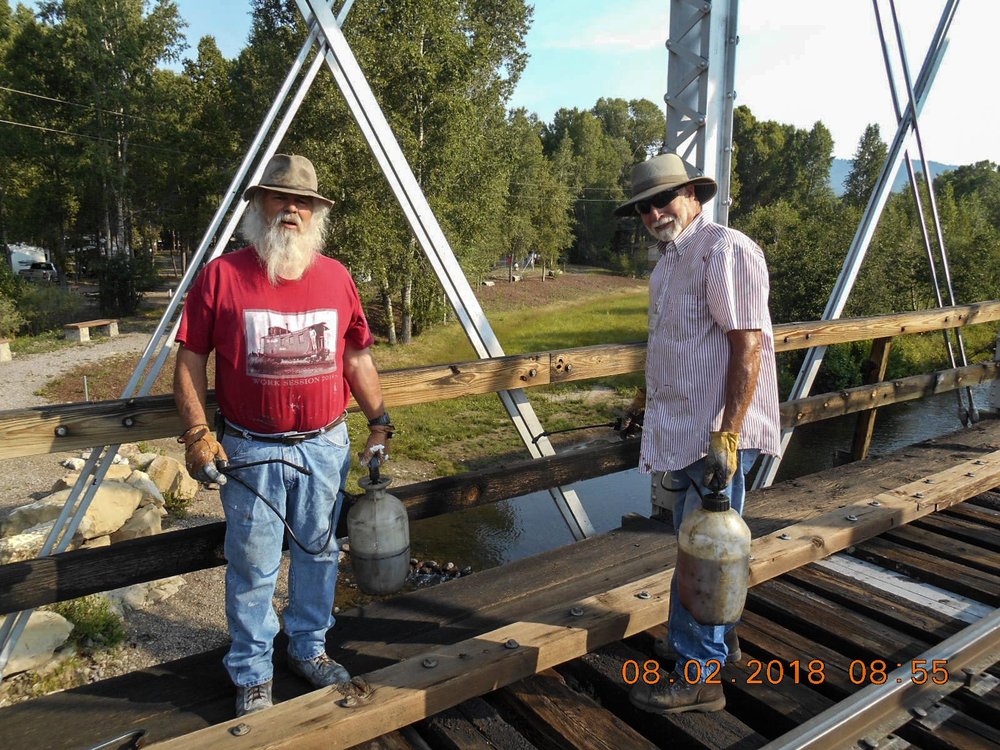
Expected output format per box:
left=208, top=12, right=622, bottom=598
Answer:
left=62, top=457, right=86, bottom=471
left=0, top=521, right=56, bottom=564
left=51, top=472, right=81, bottom=492
left=80, top=535, right=111, bottom=549
left=2, top=496, right=63, bottom=538
left=173, top=472, right=200, bottom=502
left=72, top=482, right=143, bottom=540
left=110, top=504, right=162, bottom=543
left=126, top=470, right=165, bottom=507
left=130, top=452, right=160, bottom=471
left=116, top=443, right=141, bottom=459
left=146, top=456, right=183, bottom=495
left=0, top=611, right=73, bottom=675
left=106, top=576, right=186, bottom=612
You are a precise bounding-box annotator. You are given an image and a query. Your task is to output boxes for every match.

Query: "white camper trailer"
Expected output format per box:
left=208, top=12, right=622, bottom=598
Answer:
left=8, top=244, right=47, bottom=275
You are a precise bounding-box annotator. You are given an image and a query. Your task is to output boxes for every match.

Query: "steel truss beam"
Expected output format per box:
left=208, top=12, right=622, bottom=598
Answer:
left=293, top=0, right=594, bottom=541
left=665, top=0, right=739, bottom=224
left=754, top=0, right=960, bottom=489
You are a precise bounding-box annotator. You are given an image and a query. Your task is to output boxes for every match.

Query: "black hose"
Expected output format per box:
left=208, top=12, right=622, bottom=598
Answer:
left=220, top=460, right=338, bottom=556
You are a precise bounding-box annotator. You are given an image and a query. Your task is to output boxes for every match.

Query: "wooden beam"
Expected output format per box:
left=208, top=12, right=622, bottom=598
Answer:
left=851, top=336, right=893, bottom=461
left=0, top=441, right=640, bottom=615
left=3, top=302, right=999, bottom=460
left=772, top=300, right=1000, bottom=351
left=149, top=451, right=1000, bottom=750
left=780, top=362, right=1000, bottom=429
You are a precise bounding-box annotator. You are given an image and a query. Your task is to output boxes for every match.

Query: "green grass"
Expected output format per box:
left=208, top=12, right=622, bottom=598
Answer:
left=345, top=288, right=649, bottom=490
left=9, top=331, right=74, bottom=356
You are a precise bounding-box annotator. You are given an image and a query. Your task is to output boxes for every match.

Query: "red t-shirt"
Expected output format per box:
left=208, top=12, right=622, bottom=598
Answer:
left=176, top=247, right=374, bottom=433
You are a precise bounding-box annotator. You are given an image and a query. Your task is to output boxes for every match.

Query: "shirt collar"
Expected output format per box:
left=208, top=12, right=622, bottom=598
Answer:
left=655, top=211, right=706, bottom=256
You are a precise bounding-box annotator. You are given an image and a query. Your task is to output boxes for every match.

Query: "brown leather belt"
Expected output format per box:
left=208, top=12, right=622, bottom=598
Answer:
left=223, top=412, right=347, bottom=445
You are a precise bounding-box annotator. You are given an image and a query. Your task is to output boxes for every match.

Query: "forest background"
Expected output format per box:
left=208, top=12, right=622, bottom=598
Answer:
left=1, top=0, right=1000, bottom=392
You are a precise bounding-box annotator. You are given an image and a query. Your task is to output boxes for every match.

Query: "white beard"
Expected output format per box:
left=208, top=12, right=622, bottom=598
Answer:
left=650, top=218, right=679, bottom=243
left=240, top=201, right=330, bottom=284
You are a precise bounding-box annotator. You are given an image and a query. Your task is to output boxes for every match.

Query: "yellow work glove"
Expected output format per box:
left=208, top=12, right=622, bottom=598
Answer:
left=703, top=430, right=739, bottom=492
left=359, top=423, right=395, bottom=467
left=177, top=424, right=229, bottom=484
left=620, top=388, right=646, bottom=439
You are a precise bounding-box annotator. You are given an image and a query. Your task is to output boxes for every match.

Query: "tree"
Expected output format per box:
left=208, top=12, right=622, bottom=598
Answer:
left=503, top=109, right=574, bottom=273
left=31, top=0, right=186, bottom=257
left=842, top=124, right=888, bottom=207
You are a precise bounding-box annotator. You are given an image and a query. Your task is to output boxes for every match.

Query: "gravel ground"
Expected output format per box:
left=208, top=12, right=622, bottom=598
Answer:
left=0, top=333, right=244, bottom=702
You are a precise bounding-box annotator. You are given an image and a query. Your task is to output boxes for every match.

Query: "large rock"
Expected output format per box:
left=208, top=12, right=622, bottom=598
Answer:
left=1, top=481, right=142, bottom=541
left=126, top=470, right=165, bottom=507
left=1, top=496, right=66, bottom=538
left=146, top=456, right=183, bottom=495
left=0, top=611, right=73, bottom=675
left=130, top=452, right=160, bottom=471
left=106, top=576, right=186, bottom=612
left=0, top=521, right=56, bottom=564
left=110, top=504, right=162, bottom=543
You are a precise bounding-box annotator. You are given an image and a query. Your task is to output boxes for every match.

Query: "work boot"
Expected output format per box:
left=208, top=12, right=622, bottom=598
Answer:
left=653, top=630, right=742, bottom=664
left=629, top=671, right=725, bottom=715
left=235, top=680, right=273, bottom=717
left=288, top=652, right=351, bottom=688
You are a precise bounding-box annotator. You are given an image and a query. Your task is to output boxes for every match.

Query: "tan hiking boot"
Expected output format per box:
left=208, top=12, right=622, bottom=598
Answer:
left=629, top=671, right=725, bottom=715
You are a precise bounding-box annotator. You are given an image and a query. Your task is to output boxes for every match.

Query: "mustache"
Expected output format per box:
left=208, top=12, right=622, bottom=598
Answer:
left=272, top=211, right=303, bottom=228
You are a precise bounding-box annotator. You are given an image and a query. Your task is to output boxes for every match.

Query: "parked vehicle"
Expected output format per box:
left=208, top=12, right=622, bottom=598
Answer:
left=19, top=261, right=59, bottom=283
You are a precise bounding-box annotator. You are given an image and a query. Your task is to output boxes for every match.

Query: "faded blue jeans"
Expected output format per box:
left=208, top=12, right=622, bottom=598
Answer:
left=219, top=422, right=351, bottom=688
left=667, top=449, right=759, bottom=679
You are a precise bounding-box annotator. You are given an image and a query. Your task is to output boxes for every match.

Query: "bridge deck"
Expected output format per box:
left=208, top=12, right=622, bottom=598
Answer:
left=1, top=420, right=999, bottom=749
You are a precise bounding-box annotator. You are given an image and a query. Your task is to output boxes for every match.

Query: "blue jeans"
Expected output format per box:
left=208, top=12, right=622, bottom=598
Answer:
left=219, top=422, right=351, bottom=688
left=667, top=449, right=759, bottom=678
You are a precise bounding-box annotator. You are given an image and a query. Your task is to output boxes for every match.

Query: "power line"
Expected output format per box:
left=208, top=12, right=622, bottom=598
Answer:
left=0, top=117, right=203, bottom=158
left=0, top=84, right=173, bottom=127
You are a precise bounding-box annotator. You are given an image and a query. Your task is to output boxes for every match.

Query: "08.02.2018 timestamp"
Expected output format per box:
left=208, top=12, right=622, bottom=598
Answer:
left=620, top=658, right=950, bottom=686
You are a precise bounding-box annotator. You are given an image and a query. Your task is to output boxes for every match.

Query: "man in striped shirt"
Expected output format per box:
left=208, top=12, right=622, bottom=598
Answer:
left=615, top=152, right=781, bottom=715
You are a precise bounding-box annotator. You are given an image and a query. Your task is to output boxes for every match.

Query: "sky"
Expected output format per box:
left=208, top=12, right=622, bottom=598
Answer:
left=169, top=0, right=998, bottom=166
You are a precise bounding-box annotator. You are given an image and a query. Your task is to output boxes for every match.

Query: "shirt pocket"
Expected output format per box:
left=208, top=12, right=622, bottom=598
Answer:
left=665, top=293, right=705, bottom=342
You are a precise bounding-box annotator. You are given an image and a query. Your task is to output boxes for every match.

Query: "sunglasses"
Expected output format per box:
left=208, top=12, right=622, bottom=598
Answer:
left=635, top=189, right=680, bottom=215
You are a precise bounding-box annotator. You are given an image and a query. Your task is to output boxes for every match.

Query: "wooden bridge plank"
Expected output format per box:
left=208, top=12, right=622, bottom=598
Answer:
left=421, top=698, right=539, bottom=750
left=947, top=498, right=1000, bottom=529
left=851, top=538, right=1000, bottom=606
left=914, top=513, right=1000, bottom=553
left=784, top=564, right=964, bottom=642
left=881, top=524, right=1000, bottom=575
left=488, top=670, right=660, bottom=750
left=557, top=641, right=768, bottom=750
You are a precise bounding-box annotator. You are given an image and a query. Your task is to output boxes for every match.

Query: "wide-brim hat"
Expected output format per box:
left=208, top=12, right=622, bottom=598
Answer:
left=613, top=152, right=717, bottom=217
left=242, top=153, right=334, bottom=208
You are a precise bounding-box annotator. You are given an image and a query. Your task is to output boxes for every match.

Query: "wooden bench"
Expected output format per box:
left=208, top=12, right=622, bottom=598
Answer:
left=0, top=338, right=10, bottom=362
left=63, top=318, right=119, bottom=343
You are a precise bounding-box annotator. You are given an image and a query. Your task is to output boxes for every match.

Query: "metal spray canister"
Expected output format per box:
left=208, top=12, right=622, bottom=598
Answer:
left=348, top=465, right=410, bottom=596
left=675, top=492, right=751, bottom=625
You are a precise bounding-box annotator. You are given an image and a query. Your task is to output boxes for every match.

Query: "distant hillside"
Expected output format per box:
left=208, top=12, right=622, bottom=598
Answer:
left=830, top=158, right=957, bottom=195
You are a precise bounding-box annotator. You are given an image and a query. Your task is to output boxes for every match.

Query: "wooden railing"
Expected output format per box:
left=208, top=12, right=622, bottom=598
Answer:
left=2, top=301, right=999, bottom=460
left=1, top=301, right=999, bottom=615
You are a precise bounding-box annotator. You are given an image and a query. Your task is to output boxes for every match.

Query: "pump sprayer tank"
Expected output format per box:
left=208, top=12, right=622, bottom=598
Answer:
left=347, top=458, right=410, bottom=596
left=675, top=491, right=751, bottom=625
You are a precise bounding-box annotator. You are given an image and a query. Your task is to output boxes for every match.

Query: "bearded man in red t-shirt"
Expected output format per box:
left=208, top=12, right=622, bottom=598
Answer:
left=173, top=154, right=392, bottom=717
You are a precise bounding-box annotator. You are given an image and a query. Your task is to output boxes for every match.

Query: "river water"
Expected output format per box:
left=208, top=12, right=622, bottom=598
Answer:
left=409, top=382, right=997, bottom=573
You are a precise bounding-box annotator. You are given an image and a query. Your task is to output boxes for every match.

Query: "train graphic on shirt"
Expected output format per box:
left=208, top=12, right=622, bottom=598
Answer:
left=245, top=310, right=338, bottom=379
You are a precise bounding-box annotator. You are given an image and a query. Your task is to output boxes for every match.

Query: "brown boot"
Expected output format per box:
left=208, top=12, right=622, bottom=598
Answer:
left=629, top=671, right=725, bottom=715
left=653, top=630, right=742, bottom=664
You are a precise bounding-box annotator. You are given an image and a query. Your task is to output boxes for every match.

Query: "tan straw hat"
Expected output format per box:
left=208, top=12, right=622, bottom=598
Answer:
left=242, top=154, right=334, bottom=208
left=613, top=152, right=717, bottom=217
